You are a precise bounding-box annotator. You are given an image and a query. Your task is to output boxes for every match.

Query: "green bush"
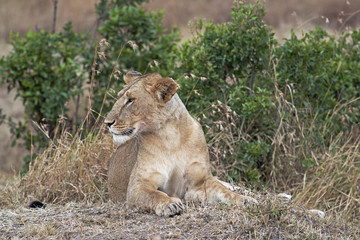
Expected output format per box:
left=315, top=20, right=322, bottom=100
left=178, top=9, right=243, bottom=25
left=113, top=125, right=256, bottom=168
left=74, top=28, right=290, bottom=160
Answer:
left=275, top=27, right=360, bottom=142
left=174, top=1, right=359, bottom=185
left=0, top=23, right=86, bottom=131
left=0, top=23, right=87, bottom=171
left=175, top=1, right=277, bottom=184
left=178, top=2, right=276, bottom=111
left=276, top=28, right=360, bottom=117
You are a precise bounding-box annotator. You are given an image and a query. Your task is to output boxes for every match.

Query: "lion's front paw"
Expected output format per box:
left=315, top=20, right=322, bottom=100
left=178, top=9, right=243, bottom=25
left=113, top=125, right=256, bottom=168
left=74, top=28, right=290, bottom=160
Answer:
left=155, top=197, right=185, bottom=217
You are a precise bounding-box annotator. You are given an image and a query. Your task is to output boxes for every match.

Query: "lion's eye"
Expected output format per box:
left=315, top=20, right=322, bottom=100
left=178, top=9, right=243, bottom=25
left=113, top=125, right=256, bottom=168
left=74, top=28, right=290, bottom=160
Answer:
left=126, top=98, right=135, bottom=105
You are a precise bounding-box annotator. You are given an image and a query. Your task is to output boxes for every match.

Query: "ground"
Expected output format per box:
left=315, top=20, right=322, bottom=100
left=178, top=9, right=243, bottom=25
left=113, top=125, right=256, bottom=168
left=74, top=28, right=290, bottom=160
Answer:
left=1, top=197, right=359, bottom=239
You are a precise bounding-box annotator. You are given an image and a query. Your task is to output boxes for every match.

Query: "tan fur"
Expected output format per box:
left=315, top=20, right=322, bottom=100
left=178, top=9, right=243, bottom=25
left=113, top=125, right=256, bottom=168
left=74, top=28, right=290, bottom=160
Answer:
left=108, top=138, right=138, bottom=202
left=105, top=71, right=257, bottom=216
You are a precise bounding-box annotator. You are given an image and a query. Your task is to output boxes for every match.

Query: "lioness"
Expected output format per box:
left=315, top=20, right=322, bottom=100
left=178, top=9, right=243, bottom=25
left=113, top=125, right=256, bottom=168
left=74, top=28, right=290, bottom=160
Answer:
left=105, top=71, right=257, bottom=216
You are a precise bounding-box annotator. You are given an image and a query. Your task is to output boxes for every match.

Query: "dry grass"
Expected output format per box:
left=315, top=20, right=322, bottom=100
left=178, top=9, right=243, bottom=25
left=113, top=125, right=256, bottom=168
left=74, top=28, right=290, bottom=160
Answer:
left=269, top=85, right=360, bottom=223
left=0, top=126, right=115, bottom=208
left=295, top=137, right=360, bottom=222
left=1, top=196, right=359, bottom=239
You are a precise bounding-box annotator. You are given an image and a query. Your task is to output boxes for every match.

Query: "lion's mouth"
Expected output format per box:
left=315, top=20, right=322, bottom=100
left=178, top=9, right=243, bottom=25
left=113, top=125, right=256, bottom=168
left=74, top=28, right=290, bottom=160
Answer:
left=113, top=128, right=135, bottom=136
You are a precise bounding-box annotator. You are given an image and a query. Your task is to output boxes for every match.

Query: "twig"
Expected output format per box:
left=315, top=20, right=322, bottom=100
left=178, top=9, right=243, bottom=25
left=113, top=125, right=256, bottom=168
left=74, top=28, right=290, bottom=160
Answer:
left=74, top=93, right=80, bottom=131
left=52, top=0, right=58, bottom=34
left=296, top=16, right=320, bottom=30
left=88, top=45, right=98, bottom=118
left=85, top=6, right=109, bottom=50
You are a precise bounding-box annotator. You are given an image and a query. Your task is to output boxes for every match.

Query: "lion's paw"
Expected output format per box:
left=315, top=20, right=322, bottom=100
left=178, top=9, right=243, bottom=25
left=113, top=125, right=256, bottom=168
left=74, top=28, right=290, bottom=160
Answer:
left=155, top=197, right=185, bottom=217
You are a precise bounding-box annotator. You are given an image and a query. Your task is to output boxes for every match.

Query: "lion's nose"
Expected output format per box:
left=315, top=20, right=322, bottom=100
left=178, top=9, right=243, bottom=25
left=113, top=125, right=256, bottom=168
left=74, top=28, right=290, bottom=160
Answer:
left=105, top=120, right=115, bottom=128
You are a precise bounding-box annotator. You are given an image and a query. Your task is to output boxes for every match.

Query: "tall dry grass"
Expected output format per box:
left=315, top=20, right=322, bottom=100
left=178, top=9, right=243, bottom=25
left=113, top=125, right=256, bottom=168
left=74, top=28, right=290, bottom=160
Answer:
left=0, top=126, right=115, bottom=207
left=295, top=137, right=360, bottom=221
left=269, top=78, right=360, bottom=222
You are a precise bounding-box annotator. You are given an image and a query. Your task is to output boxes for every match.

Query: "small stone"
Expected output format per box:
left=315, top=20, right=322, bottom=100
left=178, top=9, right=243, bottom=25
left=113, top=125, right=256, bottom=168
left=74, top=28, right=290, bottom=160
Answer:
left=277, top=193, right=292, bottom=202
left=309, top=209, right=325, bottom=218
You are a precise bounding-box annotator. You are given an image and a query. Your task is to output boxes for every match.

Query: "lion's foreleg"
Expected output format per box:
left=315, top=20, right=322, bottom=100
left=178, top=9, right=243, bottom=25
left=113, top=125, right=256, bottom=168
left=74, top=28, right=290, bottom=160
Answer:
left=126, top=180, right=184, bottom=217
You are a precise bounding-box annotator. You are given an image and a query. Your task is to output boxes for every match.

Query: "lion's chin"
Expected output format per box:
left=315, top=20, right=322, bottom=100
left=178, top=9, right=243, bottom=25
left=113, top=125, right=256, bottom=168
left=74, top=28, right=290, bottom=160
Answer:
left=111, top=127, right=138, bottom=145
left=112, top=134, right=132, bottom=145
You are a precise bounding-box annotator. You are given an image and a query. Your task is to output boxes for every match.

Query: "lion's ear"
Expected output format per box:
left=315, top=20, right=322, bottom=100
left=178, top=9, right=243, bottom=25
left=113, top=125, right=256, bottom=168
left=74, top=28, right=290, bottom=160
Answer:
left=150, top=78, right=179, bottom=105
left=124, top=71, right=142, bottom=84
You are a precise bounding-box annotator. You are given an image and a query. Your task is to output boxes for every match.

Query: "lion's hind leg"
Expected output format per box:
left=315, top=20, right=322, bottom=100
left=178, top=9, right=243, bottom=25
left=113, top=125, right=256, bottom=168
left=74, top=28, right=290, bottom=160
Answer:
left=185, top=177, right=258, bottom=206
left=184, top=162, right=258, bottom=206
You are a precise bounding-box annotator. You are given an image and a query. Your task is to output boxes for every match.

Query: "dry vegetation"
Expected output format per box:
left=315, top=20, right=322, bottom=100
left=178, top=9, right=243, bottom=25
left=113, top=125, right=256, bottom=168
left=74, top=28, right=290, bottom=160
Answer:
left=0, top=127, right=113, bottom=207
left=1, top=200, right=359, bottom=239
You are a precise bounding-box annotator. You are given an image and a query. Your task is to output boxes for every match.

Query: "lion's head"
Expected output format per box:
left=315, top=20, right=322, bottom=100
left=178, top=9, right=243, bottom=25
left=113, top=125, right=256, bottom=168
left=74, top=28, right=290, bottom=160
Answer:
left=104, top=71, right=179, bottom=145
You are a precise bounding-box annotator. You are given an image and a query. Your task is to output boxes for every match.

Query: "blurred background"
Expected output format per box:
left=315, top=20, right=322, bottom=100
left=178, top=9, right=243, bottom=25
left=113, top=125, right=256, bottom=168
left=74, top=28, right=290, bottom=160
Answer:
left=1, top=0, right=360, bottom=176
